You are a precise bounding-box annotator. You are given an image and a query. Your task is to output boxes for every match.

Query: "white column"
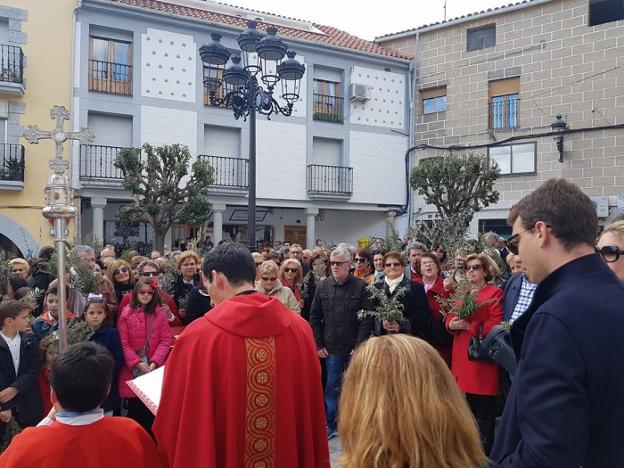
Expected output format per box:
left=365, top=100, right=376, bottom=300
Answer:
left=305, top=207, right=319, bottom=249
left=386, top=210, right=397, bottom=238
left=212, top=203, right=226, bottom=244
left=91, top=197, right=107, bottom=244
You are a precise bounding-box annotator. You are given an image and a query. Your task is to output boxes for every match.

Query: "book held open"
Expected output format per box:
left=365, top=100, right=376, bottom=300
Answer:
left=126, top=366, right=164, bottom=415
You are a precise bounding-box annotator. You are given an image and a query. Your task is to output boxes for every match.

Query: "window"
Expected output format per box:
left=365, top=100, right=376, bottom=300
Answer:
left=421, top=86, right=447, bottom=114
left=489, top=77, right=520, bottom=129
left=467, top=24, right=496, bottom=52
left=589, top=0, right=624, bottom=26
left=488, top=142, right=536, bottom=175
left=203, top=65, right=225, bottom=107
left=89, top=36, right=132, bottom=95
left=313, top=79, right=343, bottom=123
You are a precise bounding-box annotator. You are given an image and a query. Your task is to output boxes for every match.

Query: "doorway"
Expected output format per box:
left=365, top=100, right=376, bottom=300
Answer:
left=284, top=225, right=307, bottom=248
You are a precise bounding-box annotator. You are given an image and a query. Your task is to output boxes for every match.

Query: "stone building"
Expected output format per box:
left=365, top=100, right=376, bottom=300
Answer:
left=378, top=0, right=624, bottom=236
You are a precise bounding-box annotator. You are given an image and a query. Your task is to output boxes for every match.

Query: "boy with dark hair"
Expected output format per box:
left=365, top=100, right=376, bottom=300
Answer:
left=0, top=300, right=42, bottom=442
left=0, top=342, right=165, bottom=467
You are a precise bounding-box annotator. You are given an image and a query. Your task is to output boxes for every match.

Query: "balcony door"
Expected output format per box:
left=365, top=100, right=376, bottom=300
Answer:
left=284, top=226, right=306, bottom=248
left=90, top=36, right=132, bottom=95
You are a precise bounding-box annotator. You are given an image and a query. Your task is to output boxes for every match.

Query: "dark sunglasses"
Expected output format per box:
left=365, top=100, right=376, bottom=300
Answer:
left=330, top=261, right=348, bottom=267
left=384, top=262, right=401, bottom=268
left=466, top=264, right=483, bottom=271
left=141, top=271, right=159, bottom=277
left=261, top=277, right=277, bottom=282
left=284, top=267, right=298, bottom=273
left=505, top=224, right=552, bottom=255
left=354, top=258, right=367, bottom=263
left=113, top=267, right=129, bottom=275
left=597, top=245, right=624, bottom=263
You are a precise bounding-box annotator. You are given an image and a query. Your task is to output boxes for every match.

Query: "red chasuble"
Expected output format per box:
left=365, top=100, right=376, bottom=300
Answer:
left=0, top=417, right=165, bottom=468
left=153, top=292, right=330, bottom=468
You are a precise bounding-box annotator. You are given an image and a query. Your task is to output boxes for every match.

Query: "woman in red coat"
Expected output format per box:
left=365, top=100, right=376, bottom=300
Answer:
left=420, top=252, right=453, bottom=367
left=445, top=252, right=502, bottom=455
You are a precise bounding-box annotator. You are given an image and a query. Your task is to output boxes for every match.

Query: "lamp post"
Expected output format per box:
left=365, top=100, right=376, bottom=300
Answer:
left=551, top=114, right=567, bottom=163
left=23, top=105, right=94, bottom=351
left=199, top=21, right=305, bottom=250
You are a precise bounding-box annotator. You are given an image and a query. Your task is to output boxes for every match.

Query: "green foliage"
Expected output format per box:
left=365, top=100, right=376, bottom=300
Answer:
left=114, top=144, right=214, bottom=250
left=158, top=257, right=179, bottom=295
left=357, top=284, right=405, bottom=323
left=0, top=418, right=22, bottom=453
left=0, top=250, right=15, bottom=294
left=69, top=254, right=98, bottom=295
left=437, top=279, right=496, bottom=320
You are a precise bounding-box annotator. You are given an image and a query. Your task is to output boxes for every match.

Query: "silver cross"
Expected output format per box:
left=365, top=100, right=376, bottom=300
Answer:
left=23, top=105, right=95, bottom=174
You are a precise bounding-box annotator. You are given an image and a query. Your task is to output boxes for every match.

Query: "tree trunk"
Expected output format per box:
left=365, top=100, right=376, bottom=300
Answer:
left=152, top=223, right=168, bottom=252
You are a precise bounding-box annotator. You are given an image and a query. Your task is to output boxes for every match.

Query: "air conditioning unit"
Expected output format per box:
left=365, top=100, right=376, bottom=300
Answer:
left=350, top=83, right=370, bottom=103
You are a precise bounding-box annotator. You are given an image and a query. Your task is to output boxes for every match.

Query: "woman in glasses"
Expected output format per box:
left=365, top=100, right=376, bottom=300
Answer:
left=597, top=220, right=624, bottom=281
left=445, top=252, right=502, bottom=455
left=279, top=258, right=304, bottom=310
left=255, top=261, right=300, bottom=313
left=372, top=251, right=430, bottom=338
left=106, top=259, right=135, bottom=304
left=353, top=248, right=375, bottom=286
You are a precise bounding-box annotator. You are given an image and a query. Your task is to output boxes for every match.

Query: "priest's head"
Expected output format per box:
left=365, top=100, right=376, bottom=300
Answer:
left=201, top=243, right=257, bottom=305
left=49, top=341, right=114, bottom=413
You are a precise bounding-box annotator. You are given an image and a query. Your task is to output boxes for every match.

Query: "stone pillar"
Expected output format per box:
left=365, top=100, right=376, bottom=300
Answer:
left=305, top=207, right=319, bottom=249
left=91, top=197, right=107, bottom=244
left=386, top=210, right=397, bottom=239
left=212, top=203, right=226, bottom=244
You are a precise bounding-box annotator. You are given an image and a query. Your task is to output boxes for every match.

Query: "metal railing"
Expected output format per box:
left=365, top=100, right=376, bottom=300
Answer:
left=0, top=144, right=24, bottom=182
left=490, top=94, right=519, bottom=129
left=200, top=155, right=248, bottom=188
left=313, top=94, right=344, bottom=123
left=0, top=44, right=24, bottom=85
left=80, top=145, right=128, bottom=180
left=307, top=164, right=353, bottom=195
left=88, top=60, right=133, bottom=96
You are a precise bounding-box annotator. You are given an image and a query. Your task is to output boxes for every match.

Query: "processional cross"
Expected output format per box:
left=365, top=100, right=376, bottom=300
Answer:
left=23, top=105, right=94, bottom=174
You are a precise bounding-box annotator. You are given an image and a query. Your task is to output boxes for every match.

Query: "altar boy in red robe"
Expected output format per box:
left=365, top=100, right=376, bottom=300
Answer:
left=153, top=242, right=330, bottom=468
left=0, top=342, right=165, bottom=468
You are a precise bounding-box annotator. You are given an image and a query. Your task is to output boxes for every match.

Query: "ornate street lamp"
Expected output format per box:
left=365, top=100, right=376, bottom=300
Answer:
left=551, top=114, right=567, bottom=163
left=23, top=106, right=94, bottom=351
left=199, top=21, right=305, bottom=250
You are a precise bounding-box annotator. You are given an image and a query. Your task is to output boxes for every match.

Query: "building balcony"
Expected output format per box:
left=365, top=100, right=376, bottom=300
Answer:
left=79, top=144, right=128, bottom=185
left=88, top=60, right=133, bottom=96
left=0, top=45, right=25, bottom=96
left=0, top=144, right=25, bottom=190
left=489, top=94, right=519, bottom=130
left=313, top=94, right=344, bottom=123
left=307, top=164, right=353, bottom=199
left=200, top=155, right=248, bottom=194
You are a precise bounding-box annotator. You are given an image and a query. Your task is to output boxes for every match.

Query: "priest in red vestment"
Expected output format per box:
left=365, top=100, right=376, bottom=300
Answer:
left=153, top=243, right=330, bottom=468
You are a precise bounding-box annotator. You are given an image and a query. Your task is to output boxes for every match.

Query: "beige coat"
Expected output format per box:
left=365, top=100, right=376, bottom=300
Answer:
left=255, top=281, right=301, bottom=314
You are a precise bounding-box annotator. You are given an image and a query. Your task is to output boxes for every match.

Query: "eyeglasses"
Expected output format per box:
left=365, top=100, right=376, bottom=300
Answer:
left=421, top=261, right=436, bottom=267
left=261, top=277, right=277, bottom=282
left=466, top=264, right=483, bottom=271
left=597, top=245, right=624, bottom=263
left=141, top=271, right=159, bottom=277
left=284, top=267, right=298, bottom=273
left=113, top=267, right=129, bottom=275
left=505, top=224, right=552, bottom=255
left=330, top=261, right=349, bottom=267
left=354, top=258, right=367, bottom=263
left=138, top=290, right=154, bottom=295
left=384, top=262, right=401, bottom=268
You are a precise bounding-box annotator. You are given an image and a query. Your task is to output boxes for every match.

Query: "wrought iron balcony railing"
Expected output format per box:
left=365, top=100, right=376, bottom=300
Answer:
left=80, top=144, right=128, bottom=180
left=313, top=94, right=344, bottom=123
left=307, top=164, right=353, bottom=195
left=200, top=155, right=248, bottom=189
left=0, top=144, right=24, bottom=182
left=0, top=44, right=24, bottom=85
left=88, top=60, right=133, bottom=96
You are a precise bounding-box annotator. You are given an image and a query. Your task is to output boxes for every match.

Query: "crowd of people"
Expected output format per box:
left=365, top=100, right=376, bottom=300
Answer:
left=0, top=178, right=623, bottom=467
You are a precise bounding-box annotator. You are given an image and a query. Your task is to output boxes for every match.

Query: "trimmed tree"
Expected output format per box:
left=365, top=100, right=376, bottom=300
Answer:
left=409, top=153, right=500, bottom=253
left=114, top=143, right=214, bottom=252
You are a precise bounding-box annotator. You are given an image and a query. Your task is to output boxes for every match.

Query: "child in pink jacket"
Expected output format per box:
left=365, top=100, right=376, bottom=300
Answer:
left=117, top=278, right=171, bottom=433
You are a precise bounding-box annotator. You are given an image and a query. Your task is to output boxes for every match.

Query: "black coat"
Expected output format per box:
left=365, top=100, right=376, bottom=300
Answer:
left=182, top=286, right=212, bottom=325
left=89, top=325, right=123, bottom=412
left=502, top=272, right=523, bottom=323
left=372, top=276, right=431, bottom=338
left=0, top=331, right=43, bottom=426
left=309, top=275, right=374, bottom=357
left=172, top=273, right=201, bottom=309
left=491, top=254, right=624, bottom=467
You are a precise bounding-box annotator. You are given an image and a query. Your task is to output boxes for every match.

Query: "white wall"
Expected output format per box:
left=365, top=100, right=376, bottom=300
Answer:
left=255, top=120, right=307, bottom=201
left=317, top=209, right=387, bottom=246
left=349, top=131, right=407, bottom=205
left=349, top=66, right=405, bottom=129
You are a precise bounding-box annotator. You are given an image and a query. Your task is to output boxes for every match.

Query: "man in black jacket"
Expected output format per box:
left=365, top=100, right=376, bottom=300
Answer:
left=309, top=246, right=373, bottom=439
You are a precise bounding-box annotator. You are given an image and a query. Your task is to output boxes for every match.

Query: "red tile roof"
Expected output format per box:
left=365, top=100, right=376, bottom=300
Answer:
left=110, top=0, right=412, bottom=60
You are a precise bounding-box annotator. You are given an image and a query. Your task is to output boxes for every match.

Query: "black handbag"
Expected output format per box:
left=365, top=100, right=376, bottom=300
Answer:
left=467, top=325, right=517, bottom=376
left=468, top=334, right=492, bottom=361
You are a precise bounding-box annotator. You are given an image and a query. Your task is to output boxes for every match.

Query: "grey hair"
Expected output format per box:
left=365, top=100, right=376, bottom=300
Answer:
left=484, top=232, right=500, bottom=242
left=405, top=242, right=427, bottom=256
left=137, top=259, right=159, bottom=273
left=70, top=245, right=95, bottom=257
left=331, top=246, right=353, bottom=261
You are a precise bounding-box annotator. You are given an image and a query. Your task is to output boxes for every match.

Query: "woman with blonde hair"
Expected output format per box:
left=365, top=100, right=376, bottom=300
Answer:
left=106, top=259, right=135, bottom=304
left=339, top=334, right=486, bottom=468
left=279, top=258, right=304, bottom=309
left=255, top=260, right=300, bottom=313
left=597, top=220, right=624, bottom=281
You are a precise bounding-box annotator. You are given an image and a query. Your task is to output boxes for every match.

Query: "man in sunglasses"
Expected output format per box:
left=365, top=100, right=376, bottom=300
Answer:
left=491, top=179, right=624, bottom=468
left=309, top=246, right=374, bottom=440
